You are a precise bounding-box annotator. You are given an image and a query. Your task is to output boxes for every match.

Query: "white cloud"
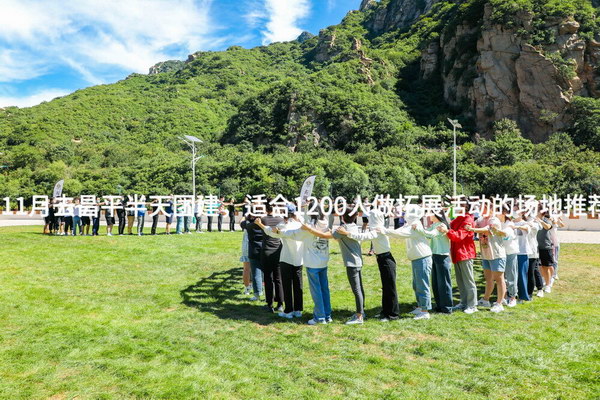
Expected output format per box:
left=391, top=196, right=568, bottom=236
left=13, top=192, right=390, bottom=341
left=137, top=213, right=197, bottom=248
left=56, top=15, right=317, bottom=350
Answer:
left=0, top=0, right=216, bottom=84
left=0, top=89, right=70, bottom=108
left=260, top=0, right=311, bottom=45
left=327, top=0, right=336, bottom=11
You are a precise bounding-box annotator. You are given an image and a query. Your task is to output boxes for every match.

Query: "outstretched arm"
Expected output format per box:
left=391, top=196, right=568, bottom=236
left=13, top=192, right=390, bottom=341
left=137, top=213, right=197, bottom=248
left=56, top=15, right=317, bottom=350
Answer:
left=301, top=223, right=334, bottom=239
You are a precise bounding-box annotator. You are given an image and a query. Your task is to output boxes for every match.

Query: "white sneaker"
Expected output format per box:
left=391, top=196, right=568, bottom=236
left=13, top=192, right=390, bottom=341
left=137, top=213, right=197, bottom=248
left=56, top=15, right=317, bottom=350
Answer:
left=501, top=299, right=508, bottom=306
left=451, top=303, right=465, bottom=311
left=249, top=295, right=261, bottom=301
left=107, top=233, right=113, bottom=236
left=507, top=298, right=517, bottom=308
left=243, top=285, right=251, bottom=295
left=413, top=311, right=430, bottom=320
left=293, top=311, right=302, bottom=318
left=326, top=316, right=333, bottom=323
left=544, top=286, right=551, bottom=293
left=278, top=312, right=294, bottom=319
left=490, top=303, right=504, bottom=313
left=536, top=290, right=544, bottom=298
left=345, top=314, right=364, bottom=325
left=477, top=298, right=491, bottom=307
left=307, top=318, right=326, bottom=325
left=550, top=277, right=555, bottom=287
left=554, top=274, right=559, bottom=280
left=463, top=307, right=479, bottom=314
left=410, top=307, right=422, bottom=315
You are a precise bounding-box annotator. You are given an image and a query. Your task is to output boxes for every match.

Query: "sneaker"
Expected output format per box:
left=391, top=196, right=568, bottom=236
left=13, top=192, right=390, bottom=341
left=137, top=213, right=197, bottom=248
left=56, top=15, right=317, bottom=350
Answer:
left=307, top=318, right=326, bottom=325
left=536, top=290, right=544, bottom=298
left=490, top=303, right=504, bottom=313
left=501, top=299, right=508, bottom=306
left=107, top=233, right=113, bottom=236
left=278, top=312, right=294, bottom=319
left=249, top=295, right=260, bottom=301
left=410, top=307, right=422, bottom=315
left=451, top=303, right=465, bottom=311
left=264, top=305, right=275, bottom=313
left=550, top=277, right=555, bottom=287
left=477, top=298, right=491, bottom=307
left=292, top=311, right=302, bottom=318
left=507, top=298, right=517, bottom=308
left=517, top=299, right=525, bottom=304
left=345, top=314, right=364, bottom=325
left=544, top=286, right=551, bottom=293
left=275, top=305, right=284, bottom=313
left=243, top=285, right=251, bottom=295
left=554, top=274, right=559, bottom=280
left=414, top=311, right=431, bottom=320
left=326, top=316, right=333, bottom=323
left=463, top=307, right=479, bottom=314
left=379, top=317, right=390, bottom=322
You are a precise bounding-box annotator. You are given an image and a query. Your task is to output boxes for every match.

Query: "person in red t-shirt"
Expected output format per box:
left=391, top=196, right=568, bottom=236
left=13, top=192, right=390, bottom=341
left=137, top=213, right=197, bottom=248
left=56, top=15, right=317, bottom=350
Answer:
left=446, top=214, right=478, bottom=314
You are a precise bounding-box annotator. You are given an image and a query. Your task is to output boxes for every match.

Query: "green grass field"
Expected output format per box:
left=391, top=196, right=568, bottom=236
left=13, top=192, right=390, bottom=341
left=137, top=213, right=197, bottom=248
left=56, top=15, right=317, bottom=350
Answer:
left=0, top=226, right=598, bottom=399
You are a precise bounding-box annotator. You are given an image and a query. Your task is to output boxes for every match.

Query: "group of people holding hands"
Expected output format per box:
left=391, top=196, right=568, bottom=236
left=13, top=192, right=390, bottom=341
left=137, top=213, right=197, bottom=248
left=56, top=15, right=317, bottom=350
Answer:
left=238, top=200, right=564, bottom=325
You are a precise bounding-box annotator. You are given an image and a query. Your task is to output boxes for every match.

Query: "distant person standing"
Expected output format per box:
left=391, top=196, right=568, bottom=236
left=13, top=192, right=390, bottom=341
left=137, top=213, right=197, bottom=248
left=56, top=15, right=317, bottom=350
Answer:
left=194, top=197, right=203, bottom=233
left=72, top=198, right=82, bottom=236
left=105, top=205, right=115, bottom=236
left=165, top=196, right=174, bottom=235
left=217, top=196, right=226, bottom=232
left=150, top=199, right=159, bottom=235
left=226, top=198, right=238, bottom=232
left=126, top=195, right=135, bottom=235
left=63, top=200, right=73, bottom=236
left=137, top=200, right=146, bottom=235
left=117, top=199, right=126, bottom=236
left=91, top=199, right=101, bottom=236
left=258, top=203, right=284, bottom=312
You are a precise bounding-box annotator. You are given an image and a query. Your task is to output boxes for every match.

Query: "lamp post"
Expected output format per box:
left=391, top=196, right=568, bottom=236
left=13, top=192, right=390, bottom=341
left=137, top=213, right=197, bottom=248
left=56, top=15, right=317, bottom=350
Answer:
left=447, top=119, right=462, bottom=197
left=181, top=135, right=203, bottom=199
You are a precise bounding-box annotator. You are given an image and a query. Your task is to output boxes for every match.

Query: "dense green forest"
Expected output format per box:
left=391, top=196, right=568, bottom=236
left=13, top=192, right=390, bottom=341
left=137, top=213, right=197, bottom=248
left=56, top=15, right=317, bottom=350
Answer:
left=1, top=0, right=599, bottom=203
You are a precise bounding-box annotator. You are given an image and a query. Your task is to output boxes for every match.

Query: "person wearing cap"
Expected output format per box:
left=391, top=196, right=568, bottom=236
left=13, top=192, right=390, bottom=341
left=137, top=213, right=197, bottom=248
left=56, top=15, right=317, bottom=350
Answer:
left=338, top=207, right=400, bottom=322
left=255, top=203, right=304, bottom=319
left=377, top=205, right=434, bottom=320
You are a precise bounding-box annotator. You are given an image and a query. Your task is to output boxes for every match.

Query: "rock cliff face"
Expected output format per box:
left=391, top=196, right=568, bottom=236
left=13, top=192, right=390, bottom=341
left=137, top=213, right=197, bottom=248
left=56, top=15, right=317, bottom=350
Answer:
left=148, top=60, right=185, bottom=75
left=366, top=0, right=440, bottom=34
left=416, top=3, right=600, bottom=141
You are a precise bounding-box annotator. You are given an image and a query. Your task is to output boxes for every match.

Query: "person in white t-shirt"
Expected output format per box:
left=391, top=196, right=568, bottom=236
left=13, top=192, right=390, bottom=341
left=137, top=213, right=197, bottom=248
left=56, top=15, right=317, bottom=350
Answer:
left=468, top=212, right=508, bottom=313
left=501, top=210, right=519, bottom=307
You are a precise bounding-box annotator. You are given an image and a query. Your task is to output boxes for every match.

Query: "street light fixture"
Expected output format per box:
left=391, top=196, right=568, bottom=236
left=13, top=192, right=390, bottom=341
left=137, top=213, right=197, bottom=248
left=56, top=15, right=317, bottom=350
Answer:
left=181, top=135, right=204, bottom=199
left=447, top=118, right=462, bottom=198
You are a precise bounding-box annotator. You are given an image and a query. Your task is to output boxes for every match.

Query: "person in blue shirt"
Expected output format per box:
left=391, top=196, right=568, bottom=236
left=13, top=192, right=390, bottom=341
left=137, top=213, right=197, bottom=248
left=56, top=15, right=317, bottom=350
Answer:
left=137, top=200, right=147, bottom=236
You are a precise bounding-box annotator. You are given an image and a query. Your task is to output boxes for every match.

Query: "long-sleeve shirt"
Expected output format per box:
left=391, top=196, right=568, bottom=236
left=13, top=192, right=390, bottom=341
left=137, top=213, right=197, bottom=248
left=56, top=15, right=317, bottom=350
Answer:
left=280, top=228, right=329, bottom=269
left=347, top=209, right=391, bottom=254
left=383, top=222, right=432, bottom=261
left=331, top=223, right=363, bottom=268
left=263, top=220, right=303, bottom=266
left=503, top=221, right=519, bottom=256
left=446, top=214, right=476, bottom=264
left=259, top=215, right=283, bottom=258
left=425, top=222, right=450, bottom=255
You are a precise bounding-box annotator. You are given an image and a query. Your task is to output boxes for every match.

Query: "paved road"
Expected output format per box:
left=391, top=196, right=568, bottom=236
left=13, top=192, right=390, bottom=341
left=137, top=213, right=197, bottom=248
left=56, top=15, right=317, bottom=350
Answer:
left=2, top=216, right=600, bottom=244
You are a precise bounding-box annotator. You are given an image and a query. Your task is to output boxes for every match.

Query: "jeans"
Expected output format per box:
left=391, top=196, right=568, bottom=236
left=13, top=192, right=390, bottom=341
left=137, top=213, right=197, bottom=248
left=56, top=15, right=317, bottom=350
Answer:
left=217, top=214, right=223, bottom=232
left=454, top=259, right=477, bottom=308
left=72, top=216, right=81, bottom=236
left=249, top=258, right=263, bottom=296
left=376, top=252, right=399, bottom=318
left=195, top=214, right=202, bottom=231
left=505, top=254, right=519, bottom=298
left=280, top=262, right=303, bottom=313
left=346, top=267, right=365, bottom=315
left=137, top=215, right=145, bottom=234
left=261, top=251, right=284, bottom=307
left=184, top=216, right=191, bottom=233
left=306, top=267, right=331, bottom=322
left=176, top=216, right=183, bottom=234
left=207, top=216, right=213, bottom=232
left=92, top=217, right=100, bottom=236
left=517, top=254, right=531, bottom=301
left=431, top=254, right=453, bottom=313
left=411, top=256, right=433, bottom=310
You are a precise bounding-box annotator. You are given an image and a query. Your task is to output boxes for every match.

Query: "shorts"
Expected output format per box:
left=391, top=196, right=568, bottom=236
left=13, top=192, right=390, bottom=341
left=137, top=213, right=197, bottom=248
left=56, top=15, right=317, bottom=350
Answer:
left=482, top=258, right=506, bottom=272
left=106, top=217, right=116, bottom=225
left=539, top=249, right=555, bottom=267
left=165, top=215, right=173, bottom=224
left=81, top=216, right=91, bottom=226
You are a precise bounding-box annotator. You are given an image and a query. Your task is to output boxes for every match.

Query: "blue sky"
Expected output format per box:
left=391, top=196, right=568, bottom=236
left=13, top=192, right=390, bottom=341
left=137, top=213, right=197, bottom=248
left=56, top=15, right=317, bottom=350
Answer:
left=0, top=0, right=361, bottom=108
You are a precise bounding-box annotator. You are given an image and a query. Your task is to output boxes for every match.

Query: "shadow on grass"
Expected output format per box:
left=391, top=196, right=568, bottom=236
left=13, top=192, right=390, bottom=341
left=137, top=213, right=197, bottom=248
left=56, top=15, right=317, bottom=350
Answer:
left=180, top=267, right=290, bottom=326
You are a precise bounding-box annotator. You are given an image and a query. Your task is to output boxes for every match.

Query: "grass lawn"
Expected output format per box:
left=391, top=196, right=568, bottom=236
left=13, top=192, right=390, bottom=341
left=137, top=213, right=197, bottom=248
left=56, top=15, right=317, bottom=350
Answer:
left=0, top=226, right=598, bottom=399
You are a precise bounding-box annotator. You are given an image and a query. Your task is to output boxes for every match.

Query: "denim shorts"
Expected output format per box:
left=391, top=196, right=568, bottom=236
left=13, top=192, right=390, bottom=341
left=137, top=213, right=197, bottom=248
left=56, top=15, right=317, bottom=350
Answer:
left=482, top=257, right=506, bottom=272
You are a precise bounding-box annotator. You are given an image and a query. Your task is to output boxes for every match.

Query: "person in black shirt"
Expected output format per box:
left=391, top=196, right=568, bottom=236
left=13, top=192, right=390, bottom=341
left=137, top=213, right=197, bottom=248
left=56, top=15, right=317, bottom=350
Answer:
left=117, top=198, right=126, bottom=235
left=241, top=215, right=264, bottom=301
left=151, top=199, right=160, bottom=235
left=259, top=202, right=284, bottom=312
